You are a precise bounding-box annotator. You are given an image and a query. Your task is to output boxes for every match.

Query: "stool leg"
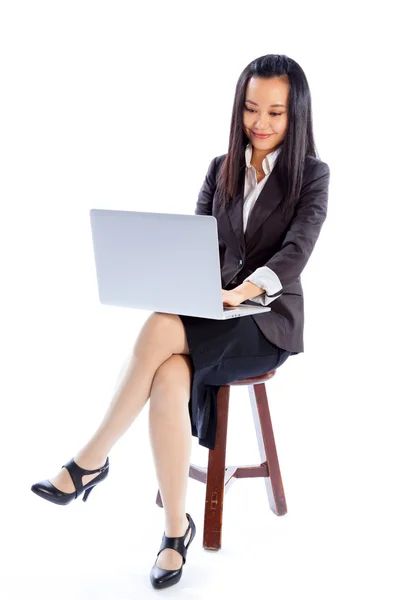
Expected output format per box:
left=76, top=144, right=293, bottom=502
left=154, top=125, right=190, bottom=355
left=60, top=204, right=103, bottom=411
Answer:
left=249, top=383, right=287, bottom=516
left=203, top=385, right=230, bottom=551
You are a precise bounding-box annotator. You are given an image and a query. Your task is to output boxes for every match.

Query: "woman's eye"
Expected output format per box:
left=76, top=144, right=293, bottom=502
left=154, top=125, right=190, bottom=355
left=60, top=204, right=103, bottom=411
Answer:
left=245, top=107, right=282, bottom=116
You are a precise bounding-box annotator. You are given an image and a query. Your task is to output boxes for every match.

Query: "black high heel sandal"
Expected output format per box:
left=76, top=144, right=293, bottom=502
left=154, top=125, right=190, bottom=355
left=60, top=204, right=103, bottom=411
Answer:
left=150, top=512, right=196, bottom=589
left=31, top=456, right=110, bottom=505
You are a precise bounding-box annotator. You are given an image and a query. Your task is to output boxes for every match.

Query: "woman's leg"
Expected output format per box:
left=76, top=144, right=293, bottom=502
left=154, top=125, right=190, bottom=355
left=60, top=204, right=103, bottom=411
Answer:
left=148, top=354, right=193, bottom=571
left=48, top=312, right=190, bottom=492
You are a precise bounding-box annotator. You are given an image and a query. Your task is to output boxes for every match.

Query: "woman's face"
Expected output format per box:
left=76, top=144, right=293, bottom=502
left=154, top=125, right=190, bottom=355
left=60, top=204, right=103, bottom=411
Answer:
left=243, top=76, right=289, bottom=152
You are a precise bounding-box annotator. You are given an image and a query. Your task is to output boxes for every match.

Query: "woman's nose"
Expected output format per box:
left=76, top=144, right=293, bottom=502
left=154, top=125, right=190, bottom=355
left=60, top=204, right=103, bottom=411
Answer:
left=254, top=115, right=271, bottom=129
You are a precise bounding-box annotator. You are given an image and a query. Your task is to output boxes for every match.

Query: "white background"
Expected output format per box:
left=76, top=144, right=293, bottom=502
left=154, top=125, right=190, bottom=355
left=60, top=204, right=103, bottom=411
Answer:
left=0, top=1, right=417, bottom=598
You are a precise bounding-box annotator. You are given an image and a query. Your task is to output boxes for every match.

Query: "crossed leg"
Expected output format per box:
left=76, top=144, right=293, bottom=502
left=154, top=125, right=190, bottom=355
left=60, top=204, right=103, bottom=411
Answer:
left=47, top=312, right=193, bottom=569
left=148, top=353, right=194, bottom=569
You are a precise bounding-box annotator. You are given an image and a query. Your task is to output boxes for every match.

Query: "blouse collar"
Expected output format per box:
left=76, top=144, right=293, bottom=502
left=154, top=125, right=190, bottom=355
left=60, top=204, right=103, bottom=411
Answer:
left=245, top=142, right=282, bottom=174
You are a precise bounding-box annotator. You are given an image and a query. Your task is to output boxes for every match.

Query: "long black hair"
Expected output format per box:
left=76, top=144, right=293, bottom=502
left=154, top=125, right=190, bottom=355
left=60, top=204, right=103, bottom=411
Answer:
left=217, top=54, right=320, bottom=219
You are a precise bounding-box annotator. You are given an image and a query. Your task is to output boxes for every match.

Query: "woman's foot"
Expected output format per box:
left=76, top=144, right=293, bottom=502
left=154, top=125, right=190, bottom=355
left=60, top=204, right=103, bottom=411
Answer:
left=48, top=452, right=108, bottom=493
left=155, top=516, right=192, bottom=570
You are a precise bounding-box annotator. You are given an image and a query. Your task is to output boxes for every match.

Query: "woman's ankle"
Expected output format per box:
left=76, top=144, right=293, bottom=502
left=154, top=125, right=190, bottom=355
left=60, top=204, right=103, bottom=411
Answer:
left=74, top=450, right=108, bottom=468
left=165, top=514, right=189, bottom=537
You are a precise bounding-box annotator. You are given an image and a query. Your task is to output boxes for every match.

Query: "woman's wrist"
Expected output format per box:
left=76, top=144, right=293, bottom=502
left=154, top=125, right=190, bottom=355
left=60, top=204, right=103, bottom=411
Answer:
left=233, top=280, right=264, bottom=301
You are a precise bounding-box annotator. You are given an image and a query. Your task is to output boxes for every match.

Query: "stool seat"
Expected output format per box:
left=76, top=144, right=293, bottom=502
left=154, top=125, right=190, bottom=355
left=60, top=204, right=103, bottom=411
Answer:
left=227, top=369, right=276, bottom=386
left=155, top=368, right=287, bottom=551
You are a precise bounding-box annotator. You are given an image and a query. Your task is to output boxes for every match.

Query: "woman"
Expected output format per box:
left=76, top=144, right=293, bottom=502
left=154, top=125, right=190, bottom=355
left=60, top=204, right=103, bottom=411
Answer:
left=31, top=54, right=330, bottom=590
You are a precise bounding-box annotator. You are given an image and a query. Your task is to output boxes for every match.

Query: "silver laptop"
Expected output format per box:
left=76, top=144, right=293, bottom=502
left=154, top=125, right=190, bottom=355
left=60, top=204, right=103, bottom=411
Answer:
left=89, top=209, right=271, bottom=320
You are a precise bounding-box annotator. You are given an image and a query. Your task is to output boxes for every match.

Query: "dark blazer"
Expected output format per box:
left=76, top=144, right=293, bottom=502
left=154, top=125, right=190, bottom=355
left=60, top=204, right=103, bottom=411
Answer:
left=195, top=153, right=330, bottom=353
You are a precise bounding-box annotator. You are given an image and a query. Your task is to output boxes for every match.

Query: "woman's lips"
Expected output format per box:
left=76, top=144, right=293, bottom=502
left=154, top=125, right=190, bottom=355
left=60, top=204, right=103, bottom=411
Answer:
left=252, top=131, right=273, bottom=139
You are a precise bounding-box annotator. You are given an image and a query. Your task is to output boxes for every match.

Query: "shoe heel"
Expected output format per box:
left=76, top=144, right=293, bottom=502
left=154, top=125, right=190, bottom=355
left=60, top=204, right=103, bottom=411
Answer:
left=82, top=485, right=95, bottom=502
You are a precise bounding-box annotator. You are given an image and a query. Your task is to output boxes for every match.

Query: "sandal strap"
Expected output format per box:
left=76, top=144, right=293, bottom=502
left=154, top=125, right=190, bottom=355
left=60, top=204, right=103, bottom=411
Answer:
left=157, top=514, right=194, bottom=565
left=61, top=457, right=109, bottom=499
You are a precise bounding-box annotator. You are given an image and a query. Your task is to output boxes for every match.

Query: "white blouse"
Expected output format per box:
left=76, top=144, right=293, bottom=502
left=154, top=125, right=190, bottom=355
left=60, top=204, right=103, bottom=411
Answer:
left=239, top=142, right=283, bottom=306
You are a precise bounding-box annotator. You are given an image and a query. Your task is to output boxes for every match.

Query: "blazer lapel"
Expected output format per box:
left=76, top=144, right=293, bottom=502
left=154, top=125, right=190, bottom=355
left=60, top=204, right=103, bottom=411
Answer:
left=224, top=157, right=285, bottom=254
left=244, top=162, right=284, bottom=248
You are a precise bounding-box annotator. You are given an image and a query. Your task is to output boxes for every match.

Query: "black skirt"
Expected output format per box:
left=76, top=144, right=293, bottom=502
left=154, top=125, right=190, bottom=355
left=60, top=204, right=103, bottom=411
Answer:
left=178, top=313, right=294, bottom=451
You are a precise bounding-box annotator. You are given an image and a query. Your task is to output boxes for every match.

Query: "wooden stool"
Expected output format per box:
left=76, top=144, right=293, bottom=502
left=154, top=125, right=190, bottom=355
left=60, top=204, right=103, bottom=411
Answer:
left=155, top=369, right=287, bottom=551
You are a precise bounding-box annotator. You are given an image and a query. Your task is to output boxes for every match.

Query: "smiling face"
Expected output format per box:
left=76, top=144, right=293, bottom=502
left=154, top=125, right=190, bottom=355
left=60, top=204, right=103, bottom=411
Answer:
left=243, top=76, right=289, bottom=153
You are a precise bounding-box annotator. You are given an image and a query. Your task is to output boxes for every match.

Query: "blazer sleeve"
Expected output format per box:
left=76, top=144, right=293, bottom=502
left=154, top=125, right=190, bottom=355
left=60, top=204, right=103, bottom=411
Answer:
left=195, top=157, right=227, bottom=266
left=261, top=161, right=330, bottom=292
left=194, top=157, right=217, bottom=216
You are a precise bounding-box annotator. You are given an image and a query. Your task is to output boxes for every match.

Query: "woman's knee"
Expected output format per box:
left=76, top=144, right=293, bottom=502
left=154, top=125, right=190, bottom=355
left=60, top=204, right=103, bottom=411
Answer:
left=135, top=312, right=189, bottom=356
left=149, top=354, right=193, bottom=410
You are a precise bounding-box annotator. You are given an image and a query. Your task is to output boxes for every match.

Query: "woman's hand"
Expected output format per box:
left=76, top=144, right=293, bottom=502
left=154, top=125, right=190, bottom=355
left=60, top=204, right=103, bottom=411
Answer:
left=222, top=281, right=264, bottom=307
left=222, top=288, right=246, bottom=307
